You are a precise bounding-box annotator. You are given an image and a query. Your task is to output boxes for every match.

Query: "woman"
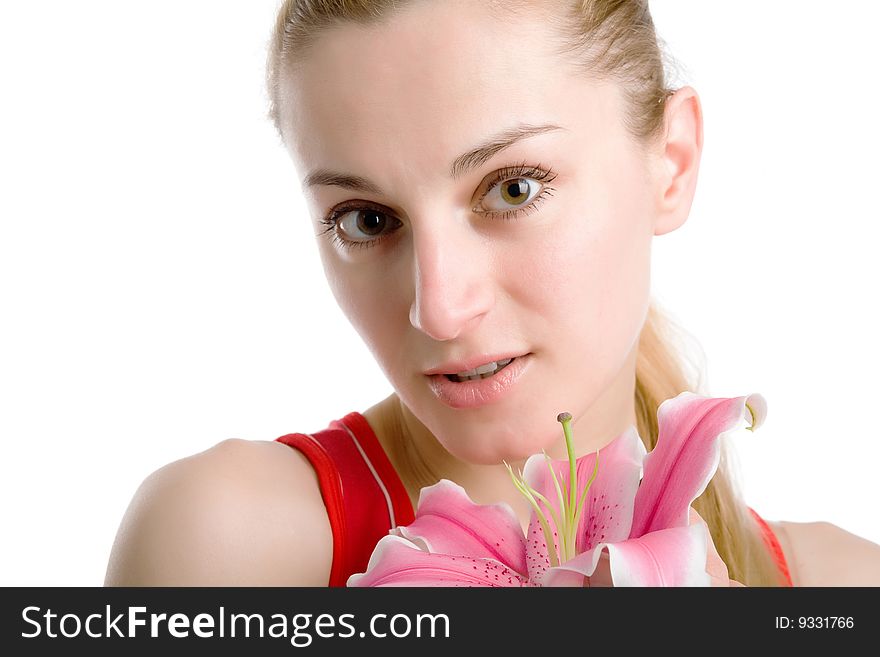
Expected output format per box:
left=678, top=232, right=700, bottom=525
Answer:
left=104, top=0, right=880, bottom=586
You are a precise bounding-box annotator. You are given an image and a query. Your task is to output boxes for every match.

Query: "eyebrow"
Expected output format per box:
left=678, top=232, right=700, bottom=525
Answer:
left=302, top=122, right=565, bottom=193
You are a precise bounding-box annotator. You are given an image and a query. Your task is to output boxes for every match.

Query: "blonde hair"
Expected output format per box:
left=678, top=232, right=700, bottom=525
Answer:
left=266, top=0, right=787, bottom=586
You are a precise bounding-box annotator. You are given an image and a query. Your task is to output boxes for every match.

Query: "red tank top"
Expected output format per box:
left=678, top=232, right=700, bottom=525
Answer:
left=276, top=411, right=793, bottom=587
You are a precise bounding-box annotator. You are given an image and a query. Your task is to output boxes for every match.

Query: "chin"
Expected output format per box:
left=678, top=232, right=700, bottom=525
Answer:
left=445, top=435, right=555, bottom=467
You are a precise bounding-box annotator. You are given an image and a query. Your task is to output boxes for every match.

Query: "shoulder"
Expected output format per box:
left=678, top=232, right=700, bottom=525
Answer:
left=768, top=519, right=880, bottom=586
left=104, top=438, right=332, bottom=586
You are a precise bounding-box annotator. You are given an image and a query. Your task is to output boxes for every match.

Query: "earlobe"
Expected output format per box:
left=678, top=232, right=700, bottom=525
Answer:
left=653, top=86, right=703, bottom=236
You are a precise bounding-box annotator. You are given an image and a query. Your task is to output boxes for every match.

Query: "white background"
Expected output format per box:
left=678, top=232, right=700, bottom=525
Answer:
left=1, top=1, right=877, bottom=586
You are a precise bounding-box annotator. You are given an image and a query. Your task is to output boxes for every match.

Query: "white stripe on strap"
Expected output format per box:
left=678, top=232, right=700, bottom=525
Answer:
left=337, top=421, right=397, bottom=528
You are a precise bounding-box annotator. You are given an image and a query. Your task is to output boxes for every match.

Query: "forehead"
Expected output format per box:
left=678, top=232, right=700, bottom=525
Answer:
left=278, top=1, right=618, bottom=188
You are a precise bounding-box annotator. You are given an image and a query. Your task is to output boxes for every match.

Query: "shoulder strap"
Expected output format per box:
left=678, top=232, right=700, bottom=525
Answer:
left=276, top=412, right=414, bottom=586
left=748, top=507, right=794, bottom=586
left=274, top=431, right=349, bottom=586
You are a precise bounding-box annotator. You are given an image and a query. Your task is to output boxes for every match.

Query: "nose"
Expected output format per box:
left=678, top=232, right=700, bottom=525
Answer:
left=408, top=216, right=494, bottom=341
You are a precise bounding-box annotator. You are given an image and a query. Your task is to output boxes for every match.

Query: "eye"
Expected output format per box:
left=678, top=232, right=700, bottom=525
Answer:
left=334, top=207, right=392, bottom=242
left=318, top=204, right=401, bottom=251
left=480, top=176, right=544, bottom=213
left=474, top=164, right=557, bottom=218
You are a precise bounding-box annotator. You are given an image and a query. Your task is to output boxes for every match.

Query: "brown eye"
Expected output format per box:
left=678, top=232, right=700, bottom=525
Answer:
left=481, top=177, right=542, bottom=212
left=336, top=207, right=391, bottom=241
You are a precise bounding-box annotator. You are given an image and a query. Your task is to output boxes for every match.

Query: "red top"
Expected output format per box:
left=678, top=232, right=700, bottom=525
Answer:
left=276, top=411, right=793, bottom=587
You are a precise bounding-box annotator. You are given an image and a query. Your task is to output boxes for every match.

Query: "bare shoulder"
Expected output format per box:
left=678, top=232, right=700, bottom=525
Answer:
left=768, top=519, right=880, bottom=586
left=104, top=438, right=332, bottom=586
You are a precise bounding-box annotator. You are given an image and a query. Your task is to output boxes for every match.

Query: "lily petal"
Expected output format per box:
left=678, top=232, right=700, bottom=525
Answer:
left=347, top=535, right=528, bottom=587
left=631, top=392, right=766, bottom=537
left=574, top=426, right=645, bottom=553
left=393, top=479, right=528, bottom=576
left=541, top=522, right=711, bottom=587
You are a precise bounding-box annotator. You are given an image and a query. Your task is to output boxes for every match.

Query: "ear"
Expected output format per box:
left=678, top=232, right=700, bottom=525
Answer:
left=652, top=86, right=703, bottom=236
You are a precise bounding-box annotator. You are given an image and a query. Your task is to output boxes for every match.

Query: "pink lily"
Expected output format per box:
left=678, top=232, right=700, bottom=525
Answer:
left=347, top=392, right=766, bottom=587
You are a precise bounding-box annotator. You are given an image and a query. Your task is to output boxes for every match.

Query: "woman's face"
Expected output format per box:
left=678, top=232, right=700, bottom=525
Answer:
left=279, top=1, right=671, bottom=464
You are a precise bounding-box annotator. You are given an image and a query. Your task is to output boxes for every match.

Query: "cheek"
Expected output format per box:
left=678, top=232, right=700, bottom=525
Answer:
left=318, top=244, right=409, bottom=369
left=510, top=175, right=653, bottom=368
left=318, top=244, right=375, bottom=334
left=511, top=212, right=650, bottom=315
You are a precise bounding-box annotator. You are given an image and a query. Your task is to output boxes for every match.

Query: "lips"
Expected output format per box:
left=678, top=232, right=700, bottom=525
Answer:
left=427, top=352, right=532, bottom=409
left=424, top=352, right=529, bottom=376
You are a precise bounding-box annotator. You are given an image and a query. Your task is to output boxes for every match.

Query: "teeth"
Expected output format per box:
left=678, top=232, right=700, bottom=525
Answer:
left=449, top=357, right=514, bottom=381
left=474, top=361, right=499, bottom=375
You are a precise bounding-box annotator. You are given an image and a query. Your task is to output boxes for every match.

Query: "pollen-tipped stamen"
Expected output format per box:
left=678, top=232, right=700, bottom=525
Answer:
left=558, top=412, right=577, bottom=533
left=555, top=412, right=583, bottom=561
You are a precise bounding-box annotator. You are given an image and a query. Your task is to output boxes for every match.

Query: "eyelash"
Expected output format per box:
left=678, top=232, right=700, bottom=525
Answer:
left=317, top=162, right=558, bottom=252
